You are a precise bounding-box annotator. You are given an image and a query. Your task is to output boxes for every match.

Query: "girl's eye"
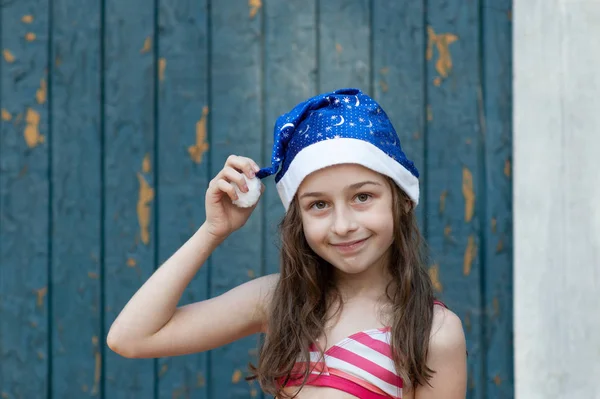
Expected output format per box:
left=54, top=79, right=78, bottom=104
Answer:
left=311, top=201, right=327, bottom=210
left=355, top=193, right=372, bottom=203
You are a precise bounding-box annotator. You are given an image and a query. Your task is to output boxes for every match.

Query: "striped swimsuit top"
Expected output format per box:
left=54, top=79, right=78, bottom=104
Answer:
left=281, top=300, right=445, bottom=398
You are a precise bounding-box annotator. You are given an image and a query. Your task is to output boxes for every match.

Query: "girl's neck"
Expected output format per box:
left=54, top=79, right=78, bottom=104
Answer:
left=333, top=252, right=392, bottom=303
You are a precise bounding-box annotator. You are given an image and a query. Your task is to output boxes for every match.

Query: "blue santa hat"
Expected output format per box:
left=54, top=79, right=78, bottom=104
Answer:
left=256, top=88, right=419, bottom=210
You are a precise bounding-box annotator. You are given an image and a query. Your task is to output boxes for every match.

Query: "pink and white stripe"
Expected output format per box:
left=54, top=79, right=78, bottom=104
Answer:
left=283, top=302, right=446, bottom=397
left=286, top=327, right=403, bottom=398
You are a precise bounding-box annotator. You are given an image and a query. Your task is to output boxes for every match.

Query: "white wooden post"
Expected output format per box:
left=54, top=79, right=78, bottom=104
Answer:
left=514, top=0, right=600, bottom=397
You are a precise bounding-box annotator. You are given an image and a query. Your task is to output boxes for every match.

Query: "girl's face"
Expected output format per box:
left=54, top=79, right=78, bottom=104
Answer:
left=297, top=164, right=395, bottom=276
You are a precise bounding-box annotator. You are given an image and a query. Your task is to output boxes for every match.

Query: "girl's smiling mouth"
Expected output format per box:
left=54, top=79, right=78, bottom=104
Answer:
left=330, top=237, right=370, bottom=253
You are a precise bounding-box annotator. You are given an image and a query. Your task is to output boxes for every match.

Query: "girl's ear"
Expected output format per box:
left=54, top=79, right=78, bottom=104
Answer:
left=404, top=199, right=412, bottom=214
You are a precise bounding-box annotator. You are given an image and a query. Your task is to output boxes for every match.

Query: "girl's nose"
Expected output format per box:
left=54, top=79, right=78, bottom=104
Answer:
left=330, top=206, right=358, bottom=236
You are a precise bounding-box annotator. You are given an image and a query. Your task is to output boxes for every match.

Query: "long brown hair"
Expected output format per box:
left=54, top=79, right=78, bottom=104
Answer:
left=250, top=179, right=435, bottom=396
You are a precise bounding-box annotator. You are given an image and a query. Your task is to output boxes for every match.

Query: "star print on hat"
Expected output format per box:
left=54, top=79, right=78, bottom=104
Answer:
left=256, top=88, right=420, bottom=210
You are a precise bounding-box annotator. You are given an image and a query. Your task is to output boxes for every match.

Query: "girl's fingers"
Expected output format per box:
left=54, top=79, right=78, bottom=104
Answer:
left=225, top=155, right=260, bottom=179
left=216, top=179, right=238, bottom=202
left=221, top=166, right=248, bottom=192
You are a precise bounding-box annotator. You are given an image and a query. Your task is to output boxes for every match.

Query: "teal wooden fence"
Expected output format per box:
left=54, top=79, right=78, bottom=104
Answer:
left=0, top=0, right=513, bottom=398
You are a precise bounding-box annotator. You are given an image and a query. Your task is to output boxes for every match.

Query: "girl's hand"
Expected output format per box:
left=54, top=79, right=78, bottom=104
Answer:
left=204, top=155, right=264, bottom=240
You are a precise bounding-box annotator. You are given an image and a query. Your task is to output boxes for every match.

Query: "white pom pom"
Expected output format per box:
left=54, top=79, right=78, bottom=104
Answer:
left=231, top=175, right=261, bottom=208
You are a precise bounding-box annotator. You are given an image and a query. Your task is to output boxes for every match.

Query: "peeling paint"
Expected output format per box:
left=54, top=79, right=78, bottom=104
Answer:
left=232, top=369, right=243, bottom=383
left=127, top=258, right=137, bottom=267
left=81, top=384, right=88, bottom=392
left=444, top=225, right=451, bottom=237
left=496, top=239, right=504, bottom=253
left=38, top=351, right=45, bottom=360
left=493, top=374, right=502, bottom=385
left=428, top=264, right=443, bottom=292
left=504, top=159, right=511, bottom=177
left=433, top=77, right=442, bottom=86
left=336, top=43, right=343, bottom=54
left=427, top=105, right=433, bottom=121
left=92, top=352, right=101, bottom=395
left=25, top=32, right=36, bottom=42
left=250, top=388, right=258, bottom=397
left=463, top=235, right=476, bottom=276
left=137, top=172, right=154, bottom=245
left=1, top=109, right=11, bottom=121
left=379, top=80, right=389, bottom=92
left=92, top=336, right=99, bottom=345
left=249, top=0, right=262, bottom=18
left=35, top=286, right=47, bottom=307
left=88, top=271, right=99, bottom=279
left=22, top=15, right=34, bottom=23
left=439, top=190, right=447, bottom=214
left=464, top=312, right=472, bottom=332
left=426, top=26, right=458, bottom=84
left=380, top=67, right=389, bottom=75
left=37, top=78, right=47, bottom=104
left=142, top=153, right=151, bottom=173
left=140, top=37, right=152, bottom=53
left=159, top=364, right=168, bottom=377
left=197, top=372, right=205, bottom=387
left=462, top=167, right=474, bottom=222
left=491, top=217, right=497, bottom=233
left=247, top=269, right=255, bottom=278
left=172, top=388, right=184, bottom=399
left=24, top=108, right=44, bottom=148
left=3, top=49, right=15, bottom=63
left=158, top=58, right=166, bottom=81
left=188, top=106, right=210, bottom=163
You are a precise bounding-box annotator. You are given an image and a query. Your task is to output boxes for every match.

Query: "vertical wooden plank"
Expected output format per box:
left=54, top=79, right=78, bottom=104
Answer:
left=103, top=1, right=156, bottom=397
left=210, top=0, right=263, bottom=396
left=318, top=0, right=370, bottom=92
left=0, top=1, right=50, bottom=398
left=482, top=1, right=514, bottom=397
left=371, top=1, right=426, bottom=228
left=263, top=2, right=317, bottom=274
left=50, top=0, right=102, bottom=397
left=425, top=1, right=485, bottom=398
left=156, top=1, right=209, bottom=398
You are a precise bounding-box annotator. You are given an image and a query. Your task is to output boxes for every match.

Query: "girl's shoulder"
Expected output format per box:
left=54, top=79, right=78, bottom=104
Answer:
left=430, top=302, right=465, bottom=353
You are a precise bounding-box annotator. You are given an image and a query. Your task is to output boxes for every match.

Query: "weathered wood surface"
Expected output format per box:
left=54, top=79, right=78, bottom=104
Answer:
left=155, top=1, right=210, bottom=398
left=50, top=0, right=103, bottom=397
left=1, top=1, right=50, bottom=398
left=102, top=0, right=157, bottom=397
left=0, top=0, right=514, bottom=397
left=209, top=1, right=264, bottom=397
left=425, top=1, right=486, bottom=397
left=482, top=0, right=513, bottom=397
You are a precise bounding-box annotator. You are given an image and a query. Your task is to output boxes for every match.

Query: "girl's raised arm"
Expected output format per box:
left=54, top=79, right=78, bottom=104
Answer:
left=106, top=155, right=274, bottom=358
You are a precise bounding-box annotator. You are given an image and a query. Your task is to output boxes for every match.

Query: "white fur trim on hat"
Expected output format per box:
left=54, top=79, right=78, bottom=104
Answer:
left=275, top=138, right=419, bottom=210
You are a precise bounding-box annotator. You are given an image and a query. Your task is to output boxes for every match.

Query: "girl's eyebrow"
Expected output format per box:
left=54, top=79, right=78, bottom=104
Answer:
left=298, top=180, right=381, bottom=199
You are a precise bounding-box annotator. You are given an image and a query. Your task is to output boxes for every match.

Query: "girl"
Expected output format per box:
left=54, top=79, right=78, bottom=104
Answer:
left=107, top=88, right=467, bottom=398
